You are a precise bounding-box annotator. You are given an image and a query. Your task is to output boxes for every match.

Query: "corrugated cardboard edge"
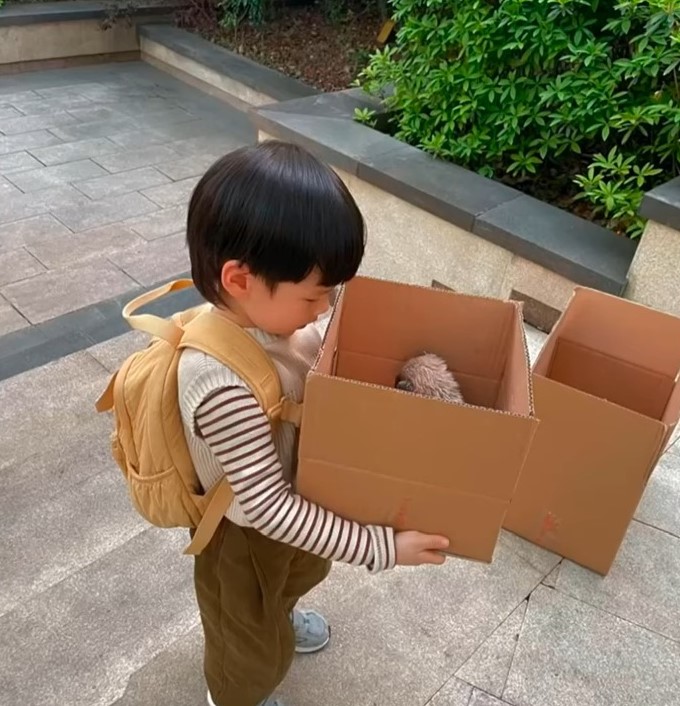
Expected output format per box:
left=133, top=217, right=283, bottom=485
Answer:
left=309, top=277, right=536, bottom=419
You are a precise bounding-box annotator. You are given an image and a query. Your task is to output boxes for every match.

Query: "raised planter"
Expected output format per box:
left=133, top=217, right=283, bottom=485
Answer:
left=138, top=24, right=317, bottom=109
left=0, top=0, right=181, bottom=72
left=627, top=178, right=680, bottom=318
left=250, top=90, right=643, bottom=329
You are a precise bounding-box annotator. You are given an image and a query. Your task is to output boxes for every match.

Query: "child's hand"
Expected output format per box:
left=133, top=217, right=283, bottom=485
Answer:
left=395, top=531, right=449, bottom=566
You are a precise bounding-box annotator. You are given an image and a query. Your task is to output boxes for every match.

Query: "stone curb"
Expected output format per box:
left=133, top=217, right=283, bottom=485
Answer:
left=0, top=0, right=183, bottom=26
left=640, top=176, right=680, bottom=232
left=0, top=273, right=202, bottom=382
left=138, top=24, right=317, bottom=103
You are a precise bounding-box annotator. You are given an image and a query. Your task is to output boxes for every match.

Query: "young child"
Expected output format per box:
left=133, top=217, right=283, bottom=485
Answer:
left=178, top=139, right=450, bottom=706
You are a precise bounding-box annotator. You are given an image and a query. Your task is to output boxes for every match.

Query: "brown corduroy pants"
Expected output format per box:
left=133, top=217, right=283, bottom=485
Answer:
left=193, top=519, right=331, bottom=706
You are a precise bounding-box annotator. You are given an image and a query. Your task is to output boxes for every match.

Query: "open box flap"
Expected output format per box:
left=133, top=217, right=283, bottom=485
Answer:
left=338, top=277, right=516, bottom=382
left=536, top=287, right=680, bottom=379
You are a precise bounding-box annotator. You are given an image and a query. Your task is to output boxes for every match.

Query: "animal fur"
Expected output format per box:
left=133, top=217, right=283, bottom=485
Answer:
left=396, top=353, right=465, bottom=404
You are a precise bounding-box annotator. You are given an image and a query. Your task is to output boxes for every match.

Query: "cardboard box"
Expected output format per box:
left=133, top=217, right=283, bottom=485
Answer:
left=296, top=276, right=538, bottom=563
left=503, top=287, right=680, bottom=575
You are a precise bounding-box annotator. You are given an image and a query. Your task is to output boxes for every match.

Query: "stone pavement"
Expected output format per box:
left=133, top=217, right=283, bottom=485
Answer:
left=0, top=60, right=253, bottom=335
left=3, top=62, right=680, bottom=706
left=2, top=320, right=680, bottom=706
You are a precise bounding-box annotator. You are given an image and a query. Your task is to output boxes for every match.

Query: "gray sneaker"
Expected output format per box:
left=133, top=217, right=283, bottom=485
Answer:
left=292, top=608, right=331, bottom=654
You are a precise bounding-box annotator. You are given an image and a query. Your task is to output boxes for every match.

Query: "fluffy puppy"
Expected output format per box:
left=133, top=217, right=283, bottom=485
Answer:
left=395, top=353, right=465, bottom=404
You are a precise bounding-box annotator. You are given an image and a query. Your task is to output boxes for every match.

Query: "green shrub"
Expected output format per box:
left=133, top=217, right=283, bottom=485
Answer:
left=218, top=0, right=268, bottom=27
left=357, top=0, right=679, bottom=237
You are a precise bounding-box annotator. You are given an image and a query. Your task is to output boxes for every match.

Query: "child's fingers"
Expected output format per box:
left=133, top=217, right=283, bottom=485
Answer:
left=417, top=534, right=450, bottom=552
left=420, top=549, right=447, bottom=565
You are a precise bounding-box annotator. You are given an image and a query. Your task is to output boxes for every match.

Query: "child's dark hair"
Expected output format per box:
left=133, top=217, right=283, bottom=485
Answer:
left=187, top=140, right=366, bottom=305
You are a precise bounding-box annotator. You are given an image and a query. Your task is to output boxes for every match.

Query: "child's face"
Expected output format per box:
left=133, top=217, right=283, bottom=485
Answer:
left=221, top=262, right=333, bottom=336
left=247, top=274, right=333, bottom=336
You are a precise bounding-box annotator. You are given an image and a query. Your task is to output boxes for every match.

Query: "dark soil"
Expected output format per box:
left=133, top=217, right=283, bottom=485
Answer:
left=179, top=2, right=382, bottom=92
left=500, top=164, right=605, bottom=230
left=176, top=2, right=613, bottom=232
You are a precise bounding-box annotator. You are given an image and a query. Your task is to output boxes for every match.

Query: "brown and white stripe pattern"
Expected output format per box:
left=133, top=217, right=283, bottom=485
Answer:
left=194, top=385, right=396, bottom=572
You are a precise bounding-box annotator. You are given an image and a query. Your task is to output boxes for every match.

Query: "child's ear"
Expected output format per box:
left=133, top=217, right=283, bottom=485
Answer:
left=220, top=260, right=251, bottom=299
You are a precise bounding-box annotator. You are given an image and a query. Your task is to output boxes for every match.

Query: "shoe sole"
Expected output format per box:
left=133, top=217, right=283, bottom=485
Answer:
left=295, top=624, right=331, bottom=654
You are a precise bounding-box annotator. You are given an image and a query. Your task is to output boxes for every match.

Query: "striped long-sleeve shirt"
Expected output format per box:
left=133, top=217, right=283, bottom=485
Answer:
left=177, top=318, right=396, bottom=573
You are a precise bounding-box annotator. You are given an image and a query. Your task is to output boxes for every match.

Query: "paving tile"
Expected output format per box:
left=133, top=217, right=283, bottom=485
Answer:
left=0, top=460, right=147, bottom=615
left=26, top=223, right=144, bottom=269
left=112, top=625, right=206, bottom=706
left=0, top=351, right=110, bottom=470
left=9, top=94, right=94, bottom=116
left=430, top=687, right=510, bottom=706
left=125, top=204, right=187, bottom=240
left=427, top=679, right=473, bottom=706
left=2, top=259, right=137, bottom=324
left=92, top=144, right=179, bottom=173
left=29, top=136, right=119, bottom=166
left=456, top=601, right=527, bottom=698
left=35, top=83, right=107, bottom=99
left=0, top=110, right=76, bottom=136
left=70, top=82, right=162, bottom=102
left=2, top=414, right=111, bottom=513
left=142, top=176, right=200, bottom=207
left=0, top=297, right=29, bottom=335
left=88, top=329, right=151, bottom=372
left=0, top=213, right=73, bottom=253
left=0, top=191, right=44, bottom=224
left=636, top=444, right=680, bottom=538
left=0, top=89, right=41, bottom=102
left=109, top=233, right=190, bottom=286
left=75, top=166, right=171, bottom=200
left=156, top=152, right=220, bottom=181
left=0, top=247, right=46, bottom=286
left=170, top=133, right=247, bottom=157
left=148, top=119, right=228, bottom=143
left=542, top=562, right=562, bottom=588
left=0, top=129, right=63, bottom=156
left=279, top=538, right=548, bottom=706
left=497, top=530, right=561, bottom=577
left=0, top=106, right=22, bottom=121
left=131, top=107, right=197, bottom=131
left=0, top=175, right=21, bottom=198
left=504, top=585, right=680, bottom=706
left=112, top=97, right=179, bottom=117
left=555, top=520, right=680, bottom=642
left=66, top=105, right=124, bottom=123
left=109, top=127, right=173, bottom=149
left=668, top=426, right=680, bottom=451
left=51, top=191, right=159, bottom=231
left=0, top=150, right=43, bottom=175
left=30, top=183, right=91, bottom=212
left=50, top=117, right=139, bottom=142
left=6, top=159, right=108, bottom=192
left=0, top=185, right=92, bottom=224
left=0, top=527, right=199, bottom=706
left=468, top=690, right=510, bottom=706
